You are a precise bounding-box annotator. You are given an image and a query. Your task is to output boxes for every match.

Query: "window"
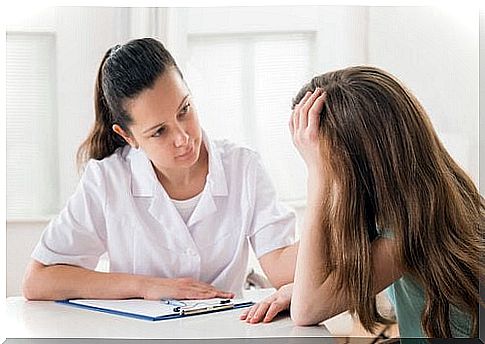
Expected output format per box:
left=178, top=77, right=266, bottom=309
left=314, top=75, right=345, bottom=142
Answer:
left=6, top=33, right=58, bottom=219
left=186, top=33, right=314, bottom=203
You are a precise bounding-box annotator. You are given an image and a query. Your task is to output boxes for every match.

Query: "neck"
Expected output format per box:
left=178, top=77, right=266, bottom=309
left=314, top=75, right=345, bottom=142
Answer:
left=154, top=144, right=209, bottom=193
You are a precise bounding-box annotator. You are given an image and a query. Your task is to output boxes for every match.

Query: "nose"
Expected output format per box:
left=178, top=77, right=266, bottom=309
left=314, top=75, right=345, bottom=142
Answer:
left=173, top=126, right=189, bottom=148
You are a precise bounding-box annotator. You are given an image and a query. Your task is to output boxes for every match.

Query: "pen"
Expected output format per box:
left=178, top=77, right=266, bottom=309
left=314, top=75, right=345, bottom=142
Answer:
left=164, top=299, right=186, bottom=307
left=165, top=299, right=230, bottom=307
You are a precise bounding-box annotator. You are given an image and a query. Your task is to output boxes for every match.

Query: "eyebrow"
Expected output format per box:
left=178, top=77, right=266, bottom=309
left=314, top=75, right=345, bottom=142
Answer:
left=142, top=94, right=190, bottom=134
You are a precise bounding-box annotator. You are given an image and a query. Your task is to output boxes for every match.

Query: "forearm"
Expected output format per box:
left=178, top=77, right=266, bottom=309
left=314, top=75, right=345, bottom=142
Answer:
left=23, top=260, right=235, bottom=301
left=291, top=174, right=337, bottom=324
left=22, top=261, right=145, bottom=301
left=292, top=260, right=347, bottom=325
left=292, top=240, right=401, bottom=326
left=291, top=176, right=401, bottom=325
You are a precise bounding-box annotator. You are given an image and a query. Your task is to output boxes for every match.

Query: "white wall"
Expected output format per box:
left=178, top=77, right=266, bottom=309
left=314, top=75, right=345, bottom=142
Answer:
left=182, top=6, right=368, bottom=72
left=6, top=7, right=132, bottom=296
left=6, top=221, right=47, bottom=296
left=367, top=6, right=479, bottom=184
left=56, top=7, right=131, bottom=204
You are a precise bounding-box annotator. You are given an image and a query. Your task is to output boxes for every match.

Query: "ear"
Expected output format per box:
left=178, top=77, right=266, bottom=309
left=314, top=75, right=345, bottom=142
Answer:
left=112, top=124, right=139, bottom=148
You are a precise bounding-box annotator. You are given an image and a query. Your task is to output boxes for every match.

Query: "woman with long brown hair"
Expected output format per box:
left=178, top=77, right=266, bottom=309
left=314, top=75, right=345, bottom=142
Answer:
left=241, top=65, right=483, bottom=338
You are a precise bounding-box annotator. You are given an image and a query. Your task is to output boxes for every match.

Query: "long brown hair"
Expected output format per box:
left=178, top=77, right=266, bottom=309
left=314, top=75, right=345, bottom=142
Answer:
left=77, top=38, right=183, bottom=168
left=292, top=66, right=484, bottom=337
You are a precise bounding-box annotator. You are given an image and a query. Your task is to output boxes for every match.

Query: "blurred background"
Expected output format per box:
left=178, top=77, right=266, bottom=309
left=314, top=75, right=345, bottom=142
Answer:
left=5, top=6, right=480, bottom=296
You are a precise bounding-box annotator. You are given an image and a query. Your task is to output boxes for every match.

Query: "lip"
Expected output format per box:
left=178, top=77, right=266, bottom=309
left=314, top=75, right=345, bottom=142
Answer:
left=175, top=144, right=194, bottom=159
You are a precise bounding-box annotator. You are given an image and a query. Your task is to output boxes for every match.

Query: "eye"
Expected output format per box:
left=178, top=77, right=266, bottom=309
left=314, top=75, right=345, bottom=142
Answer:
left=151, top=126, right=165, bottom=138
left=178, top=102, right=191, bottom=117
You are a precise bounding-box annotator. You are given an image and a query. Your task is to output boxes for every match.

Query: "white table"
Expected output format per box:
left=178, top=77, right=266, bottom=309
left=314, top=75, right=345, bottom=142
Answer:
left=5, top=289, right=362, bottom=340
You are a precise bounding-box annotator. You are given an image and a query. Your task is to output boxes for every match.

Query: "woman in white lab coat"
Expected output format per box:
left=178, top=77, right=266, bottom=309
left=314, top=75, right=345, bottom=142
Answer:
left=22, top=38, right=297, bottom=301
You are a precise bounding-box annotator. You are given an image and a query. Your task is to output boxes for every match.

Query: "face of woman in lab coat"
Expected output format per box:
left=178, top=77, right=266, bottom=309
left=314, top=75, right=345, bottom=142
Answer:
left=122, top=69, right=204, bottom=172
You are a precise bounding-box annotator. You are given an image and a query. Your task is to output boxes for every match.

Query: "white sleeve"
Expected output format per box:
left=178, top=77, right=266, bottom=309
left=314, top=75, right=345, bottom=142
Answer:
left=31, top=160, right=108, bottom=270
left=247, top=153, right=296, bottom=258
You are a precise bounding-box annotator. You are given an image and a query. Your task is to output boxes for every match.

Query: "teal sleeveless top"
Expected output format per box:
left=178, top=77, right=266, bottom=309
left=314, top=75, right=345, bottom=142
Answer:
left=387, top=277, right=472, bottom=337
left=380, top=229, right=472, bottom=338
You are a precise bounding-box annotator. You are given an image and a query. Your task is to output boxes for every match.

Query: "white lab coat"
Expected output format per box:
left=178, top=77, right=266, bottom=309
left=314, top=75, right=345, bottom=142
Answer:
left=32, top=134, right=296, bottom=295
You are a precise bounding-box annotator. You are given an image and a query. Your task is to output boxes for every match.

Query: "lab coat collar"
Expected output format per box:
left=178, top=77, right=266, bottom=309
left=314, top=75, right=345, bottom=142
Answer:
left=186, top=131, right=228, bottom=227
left=128, top=130, right=228, bottom=198
left=128, top=147, right=159, bottom=198
left=203, top=130, right=228, bottom=197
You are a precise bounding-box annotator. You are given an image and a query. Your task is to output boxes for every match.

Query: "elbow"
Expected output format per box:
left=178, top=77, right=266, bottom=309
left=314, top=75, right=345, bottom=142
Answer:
left=22, top=274, right=39, bottom=300
left=290, top=313, right=313, bottom=327
left=290, top=307, right=321, bottom=326
left=290, top=299, right=331, bottom=326
left=22, top=261, right=48, bottom=300
left=23, top=289, right=39, bottom=301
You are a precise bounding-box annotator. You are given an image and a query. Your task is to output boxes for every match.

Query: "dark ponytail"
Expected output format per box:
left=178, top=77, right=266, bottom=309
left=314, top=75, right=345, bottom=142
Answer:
left=77, top=38, right=182, bottom=168
left=77, top=48, right=126, bottom=167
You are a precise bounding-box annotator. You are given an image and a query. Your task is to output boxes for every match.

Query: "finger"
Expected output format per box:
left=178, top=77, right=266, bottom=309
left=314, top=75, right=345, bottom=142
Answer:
left=245, top=304, right=259, bottom=323
left=293, top=91, right=312, bottom=130
left=186, top=279, right=214, bottom=289
left=181, top=287, right=218, bottom=299
left=184, top=291, right=215, bottom=299
left=289, top=112, right=295, bottom=136
left=308, top=91, right=326, bottom=130
left=216, top=290, right=235, bottom=299
left=263, top=302, right=285, bottom=323
left=190, top=281, right=232, bottom=295
left=203, top=286, right=234, bottom=298
left=293, top=108, right=300, bottom=131
left=300, top=88, right=323, bottom=129
left=296, top=90, right=313, bottom=108
left=198, top=289, right=232, bottom=299
left=250, top=302, right=271, bottom=323
left=240, top=308, right=250, bottom=320
left=196, top=281, right=219, bottom=288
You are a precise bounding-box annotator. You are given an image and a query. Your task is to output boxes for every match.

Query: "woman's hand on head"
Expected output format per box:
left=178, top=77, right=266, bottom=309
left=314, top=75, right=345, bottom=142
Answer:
left=240, top=283, right=293, bottom=324
left=289, top=88, right=326, bottom=176
left=141, top=277, right=234, bottom=300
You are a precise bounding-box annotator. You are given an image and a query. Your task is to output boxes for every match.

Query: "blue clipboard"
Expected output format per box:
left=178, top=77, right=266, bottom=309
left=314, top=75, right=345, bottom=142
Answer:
left=56, top=298, right=254, bottom=321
